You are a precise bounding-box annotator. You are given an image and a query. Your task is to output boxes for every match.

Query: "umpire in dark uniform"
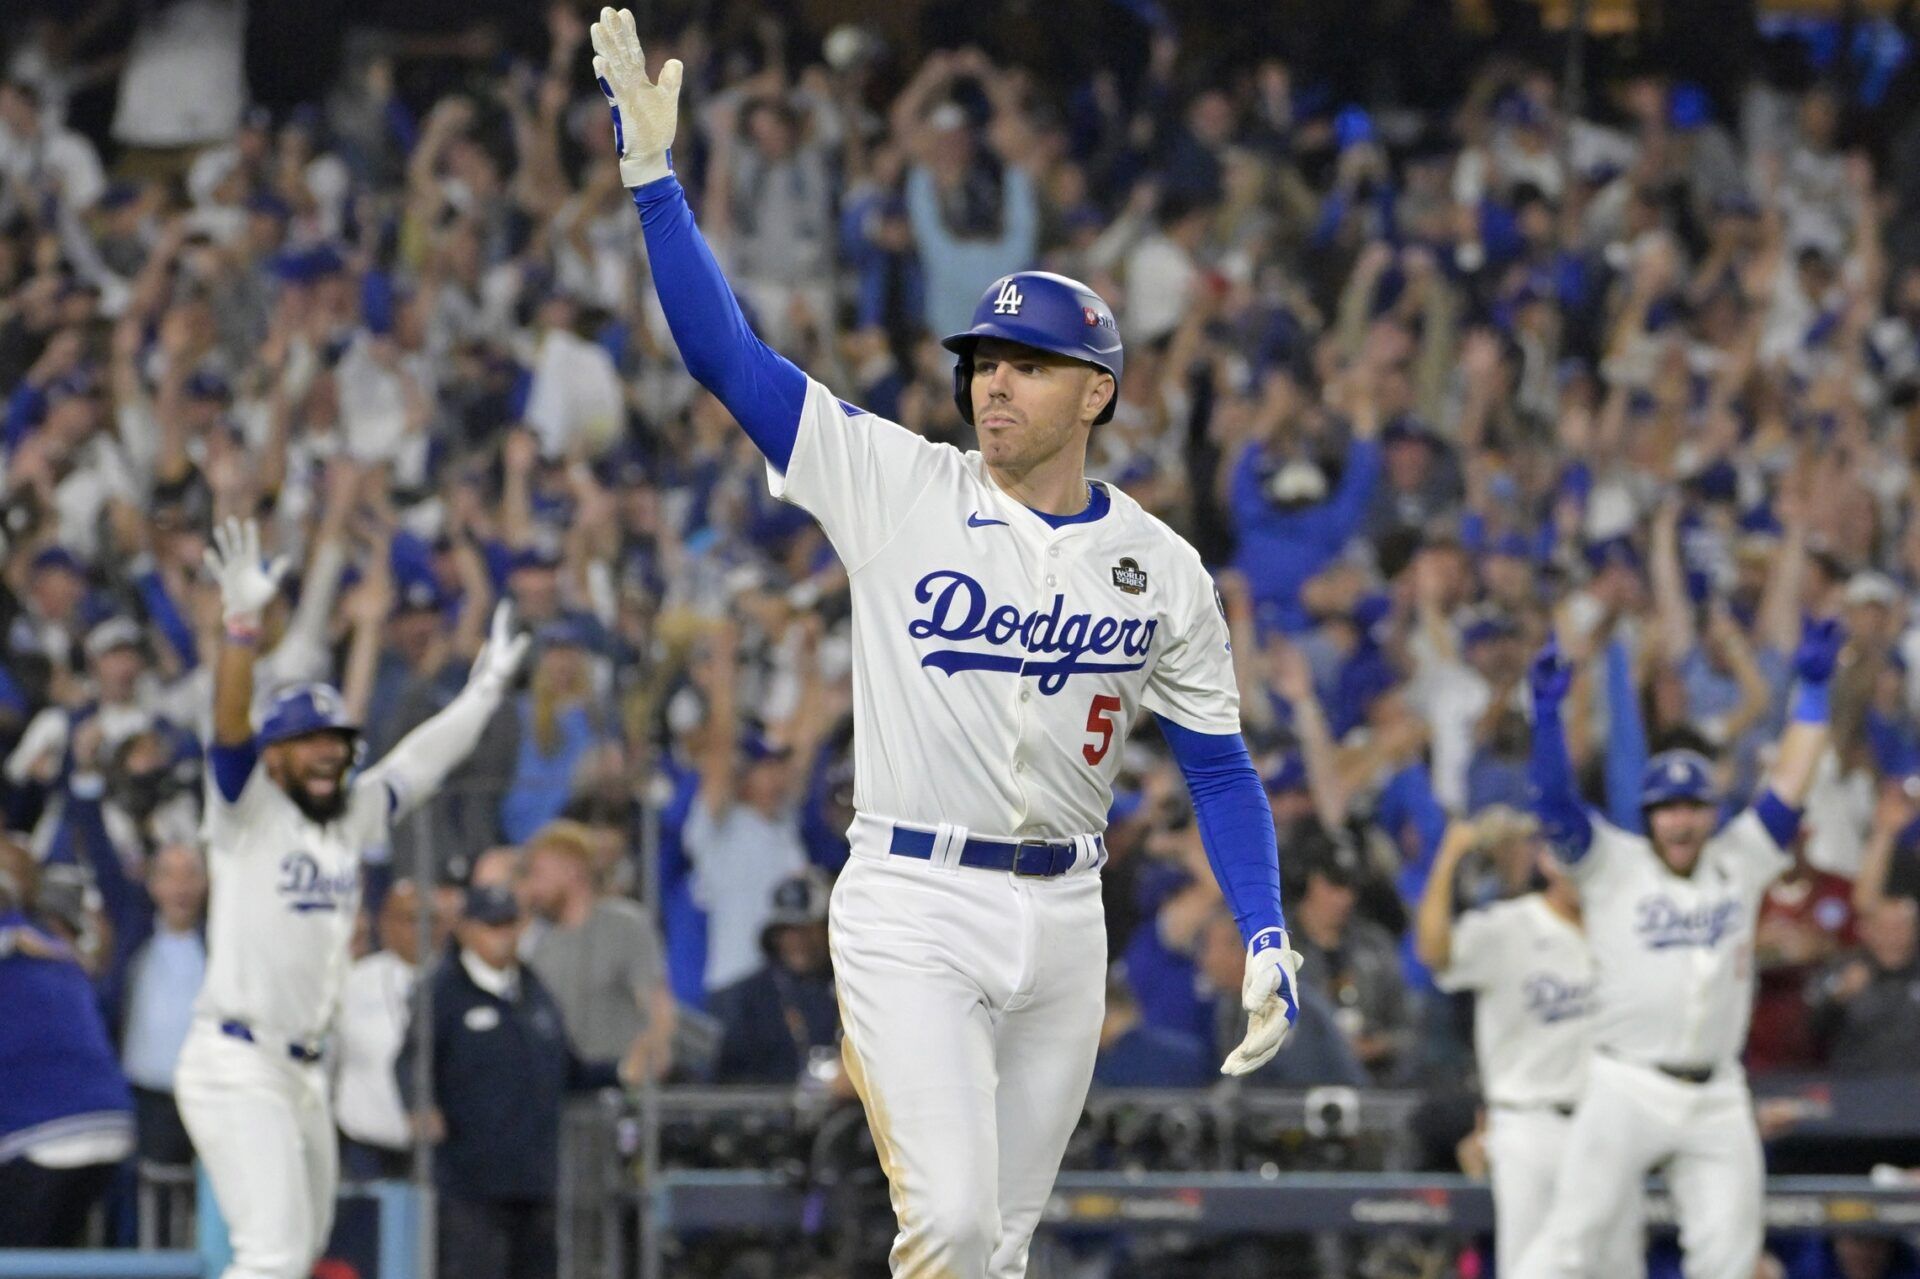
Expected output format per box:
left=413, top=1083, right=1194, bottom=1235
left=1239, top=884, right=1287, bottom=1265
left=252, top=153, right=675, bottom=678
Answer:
left=400, top=884, right=642, bottom=1279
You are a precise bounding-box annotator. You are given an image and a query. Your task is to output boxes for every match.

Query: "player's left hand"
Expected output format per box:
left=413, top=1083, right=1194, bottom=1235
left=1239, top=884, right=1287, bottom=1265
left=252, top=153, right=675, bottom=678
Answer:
left=468, top=602, right=531, bottom=696
left=1791, top=616, right=1845, bottom=684
left=1221, top=928, right=1303, bottom=1076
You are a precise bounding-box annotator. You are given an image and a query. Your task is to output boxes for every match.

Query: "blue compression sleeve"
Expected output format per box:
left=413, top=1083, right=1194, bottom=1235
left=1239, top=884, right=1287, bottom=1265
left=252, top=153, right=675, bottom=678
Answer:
left=209, top=741, right=258, bottom=803
left=1603, top=638, right=1649, bottom=832
left=135, top=567, right=200, bottom=670
left=1753, top=789, right=1803, bottom=849
left=1529, top=703, right=1593, bottom=861
left=1158, top=718, right=1285, bottom=942
left=631, top=177, right=809, bottom=470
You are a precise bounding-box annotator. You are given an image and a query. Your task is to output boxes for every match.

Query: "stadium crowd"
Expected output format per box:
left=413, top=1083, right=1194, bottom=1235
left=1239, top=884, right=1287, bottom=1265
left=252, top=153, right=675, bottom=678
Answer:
left=2, top=0, right=1920, bottom=1274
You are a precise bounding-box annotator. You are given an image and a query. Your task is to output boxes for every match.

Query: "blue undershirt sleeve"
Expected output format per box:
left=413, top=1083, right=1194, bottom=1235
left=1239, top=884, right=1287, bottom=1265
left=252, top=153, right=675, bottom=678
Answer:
left=209, top=741, right=258, bottom=804
left=1529, top=702, right=1594, bottom=861
left=1753, top=789, right=1803, bottom=849
left=630, top=177, right=809, bottom=471
left=1603, top=638, right=1649, bottom=832
left=1157, top=718, right=1286, bottom=942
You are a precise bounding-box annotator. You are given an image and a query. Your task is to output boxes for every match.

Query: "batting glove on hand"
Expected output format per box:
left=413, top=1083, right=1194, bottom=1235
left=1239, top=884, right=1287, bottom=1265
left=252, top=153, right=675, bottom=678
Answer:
left=202, top=517, right=290, bottom=624
left=590, top=7, right=682, bottom=188
left=1221, top=928, right=1303, bottom=1076
left=1792, top=616, right=1846, bottom=685
left=468, top=602, right=531, bottom=697
left=1528, top=639, right=1573, bottom=710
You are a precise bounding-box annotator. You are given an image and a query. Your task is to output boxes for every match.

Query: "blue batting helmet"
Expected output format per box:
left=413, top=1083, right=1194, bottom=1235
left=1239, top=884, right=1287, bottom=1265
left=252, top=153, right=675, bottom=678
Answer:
left=942, top=271, right=1125, bottom=426
left=257, top=682, right=361, bottom=750
left=1639, top=749, right=1716, bottom=811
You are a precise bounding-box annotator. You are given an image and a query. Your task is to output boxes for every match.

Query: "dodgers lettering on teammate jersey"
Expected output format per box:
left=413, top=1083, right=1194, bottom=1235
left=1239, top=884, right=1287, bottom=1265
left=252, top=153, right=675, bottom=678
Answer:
left=276, top=852, right=361, bottom=914
left=1633, top=895, right=1740, bottom=949
left=908, top=570, right=1157, bottom=694
left=1522, top=972, right=1596, bottom=1024
left=766, top=379, right=1241, bottom=838
left=1572, top=809, right=1792, bottom=1069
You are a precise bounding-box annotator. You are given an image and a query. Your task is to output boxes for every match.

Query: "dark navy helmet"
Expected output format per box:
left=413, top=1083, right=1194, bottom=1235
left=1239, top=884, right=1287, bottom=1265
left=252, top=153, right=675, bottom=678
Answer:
left=1639, top=749, right=1715, bottom=812
left=258, top=682, right=361, bottom=751
left=941, top=271, right=1125, bottom=426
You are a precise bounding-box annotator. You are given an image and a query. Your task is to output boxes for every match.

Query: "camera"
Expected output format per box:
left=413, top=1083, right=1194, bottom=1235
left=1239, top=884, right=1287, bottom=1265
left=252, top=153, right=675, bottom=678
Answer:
left=1303, top=1086, right=1361, bottom=1141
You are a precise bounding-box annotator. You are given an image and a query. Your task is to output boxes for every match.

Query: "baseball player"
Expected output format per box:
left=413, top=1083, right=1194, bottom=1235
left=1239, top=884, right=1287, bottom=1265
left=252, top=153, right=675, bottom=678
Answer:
left=172, top=517, right=528, bottom=1279
left=1514, top=618, right=1845, bottom=1279
left=588, top=12, right=1302, bottom=1276
left=1414, top=809, right=1643, bottom=1278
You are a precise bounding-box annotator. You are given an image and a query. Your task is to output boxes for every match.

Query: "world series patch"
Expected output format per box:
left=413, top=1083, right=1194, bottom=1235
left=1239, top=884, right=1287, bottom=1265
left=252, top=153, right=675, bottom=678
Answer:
left=1111, top=557, right=1148, bottom=595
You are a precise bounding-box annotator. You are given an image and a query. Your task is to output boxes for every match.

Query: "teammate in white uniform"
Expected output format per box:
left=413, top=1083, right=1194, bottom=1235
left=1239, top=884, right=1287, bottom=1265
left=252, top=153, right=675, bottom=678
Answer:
left=589, top=12, right=1303, bottom=1275
left=1514, top=619, right=1844, bottom=1279
left=1416, top=811, right=1644, bottom=1278
left=173, top=518, right=528, bottom=1279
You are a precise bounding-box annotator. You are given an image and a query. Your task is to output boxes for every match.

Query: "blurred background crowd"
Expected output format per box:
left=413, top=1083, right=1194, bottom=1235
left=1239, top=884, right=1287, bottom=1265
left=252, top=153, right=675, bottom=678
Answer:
left=4, top=0, right=1920, bottom=1274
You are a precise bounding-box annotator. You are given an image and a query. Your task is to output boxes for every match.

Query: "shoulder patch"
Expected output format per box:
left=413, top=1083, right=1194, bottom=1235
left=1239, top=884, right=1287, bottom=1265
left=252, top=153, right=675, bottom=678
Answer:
left=1111, top=557, right=1148, bottom=595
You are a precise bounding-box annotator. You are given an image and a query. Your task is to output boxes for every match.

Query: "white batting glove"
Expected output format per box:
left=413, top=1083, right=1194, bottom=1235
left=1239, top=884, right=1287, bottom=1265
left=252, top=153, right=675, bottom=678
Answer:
left=1221, top=927, right=1304, bottom=1077
left=589, top=7, right=682, bottom=188
left=202, top=517, right=290, bottom=625
left=467, top=602, right=531, bottom=698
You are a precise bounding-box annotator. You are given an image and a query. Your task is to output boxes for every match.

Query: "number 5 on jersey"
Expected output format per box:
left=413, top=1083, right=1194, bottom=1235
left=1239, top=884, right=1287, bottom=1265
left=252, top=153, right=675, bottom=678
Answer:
left=1083, top=694, right=1122, bottom=765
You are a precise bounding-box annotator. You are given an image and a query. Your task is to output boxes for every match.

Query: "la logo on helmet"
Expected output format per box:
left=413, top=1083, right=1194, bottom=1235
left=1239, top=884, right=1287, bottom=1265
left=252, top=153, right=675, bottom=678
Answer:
left=992, top=279, right=1024, bottom=315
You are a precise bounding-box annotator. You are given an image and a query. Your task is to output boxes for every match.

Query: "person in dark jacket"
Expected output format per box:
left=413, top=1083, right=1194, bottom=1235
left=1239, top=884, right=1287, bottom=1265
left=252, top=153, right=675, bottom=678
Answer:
left=400, top=884, right=641, bottom=1279
left=0, top=841, right=135, bottom=1247
left=707, top=870, right=838, bottom=1084
left=1092, top=970, right=1211, bottom=1088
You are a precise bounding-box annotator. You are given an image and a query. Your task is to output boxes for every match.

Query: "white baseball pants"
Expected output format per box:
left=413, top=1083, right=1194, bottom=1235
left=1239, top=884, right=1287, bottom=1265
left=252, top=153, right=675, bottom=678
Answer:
left=829, top=835, right=1107, bottom=1279
left=175, top=1020, right=338, bottom=1279
left=1514, top=1053, right=1763, bottom=1279
left=1486, top=1105, right=1644, bottom=1278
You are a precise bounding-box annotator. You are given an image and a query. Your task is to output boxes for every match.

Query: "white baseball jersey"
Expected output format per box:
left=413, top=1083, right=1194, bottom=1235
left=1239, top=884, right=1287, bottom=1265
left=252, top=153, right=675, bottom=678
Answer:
left=197, top=766, right=390, bottom=1045
left=1434, top=894, right=1597, bottom=1107
left=766, top=377, right=1238, bottom=838
left=1571, top=810, right=1790, bottom=1070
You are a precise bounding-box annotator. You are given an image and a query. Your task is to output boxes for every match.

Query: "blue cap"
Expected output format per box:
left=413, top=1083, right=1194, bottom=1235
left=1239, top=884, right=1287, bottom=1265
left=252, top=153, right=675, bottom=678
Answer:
left=942, top=271, right=1125, bottom=426
left=1640, top=749, right=1715, bottom=811
left=535, top=618, right=593, bottom=651
left=257, top=682, right=359, bottom=747
left=394, top=576, right=446, bottom=614
left=507, top=545, right=563, bottom=575
left=100, top=182, right=142, bottom=211
left=1585, top=536, right=1642, bottom=574
left=247, top=191, right=292, bottom=221
left=463, top=883, right=521, bottom=926
left=1263, top=753, right=1309, bottom=794
left=740, top=734, right=792, bottom=765
left=183, top=369, right=232, bottom=402
left=1669, top=83, right=1712, bottom=131
left=1334, top=105, right=1375, bottom=150
left=1462, top=611, right=1521, bottom=649
left=1487, top=530, right=1532, bottom=560
left=30, top=546, right=86, bottom=577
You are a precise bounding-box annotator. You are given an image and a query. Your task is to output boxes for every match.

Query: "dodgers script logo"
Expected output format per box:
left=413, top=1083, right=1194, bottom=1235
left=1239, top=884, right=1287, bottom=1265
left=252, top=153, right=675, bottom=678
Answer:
left=277, top=852, right=360, bottom=914
left=1522, top=973, right=1596, bottom=1024
left=908, top=570, right=1155, bottom=694
left=1634, top=895, right=1740, bottom=949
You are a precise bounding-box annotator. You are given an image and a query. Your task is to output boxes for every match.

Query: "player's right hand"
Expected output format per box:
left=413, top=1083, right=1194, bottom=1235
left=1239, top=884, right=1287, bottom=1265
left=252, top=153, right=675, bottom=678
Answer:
left=202, top=517, right=290, bottom=624
left=1221, top=928, right=1303, bottom=1076
left=589, top=7, right=682, bottom=188
left=1528, top=638, right=1573, bottom=709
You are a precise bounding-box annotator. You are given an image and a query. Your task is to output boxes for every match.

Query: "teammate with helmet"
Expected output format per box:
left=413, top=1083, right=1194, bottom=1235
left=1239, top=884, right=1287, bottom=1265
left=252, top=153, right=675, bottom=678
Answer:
left=173, top=518, right=528, bottom=1279
left=1514, top=617, right=1846, bottom=1279
left=1415, top=810, right=1644, bottom=1279
left=590, top=11, right=1301, bottom=1276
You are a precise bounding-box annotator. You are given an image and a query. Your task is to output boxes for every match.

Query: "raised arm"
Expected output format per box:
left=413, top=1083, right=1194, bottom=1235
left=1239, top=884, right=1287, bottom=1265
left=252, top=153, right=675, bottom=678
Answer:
left=203, top=519, right=291, bottom=799
left=591, top=8, right=807, bottom=469
left=1528, top=640, right=1593, bottom=862
left=1413, top=822, right=1476, bottom=971
left=1649, top=497, right=1696, bottom=659
left=1763, top=618, right=1844, bottom=812
left=359, top=603, right=527, bottom=821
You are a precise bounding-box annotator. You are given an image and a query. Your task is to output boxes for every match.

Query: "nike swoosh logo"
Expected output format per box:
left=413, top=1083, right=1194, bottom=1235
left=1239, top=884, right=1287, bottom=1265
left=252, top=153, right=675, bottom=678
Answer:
left=967, top=513, right=1009, bottom=528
